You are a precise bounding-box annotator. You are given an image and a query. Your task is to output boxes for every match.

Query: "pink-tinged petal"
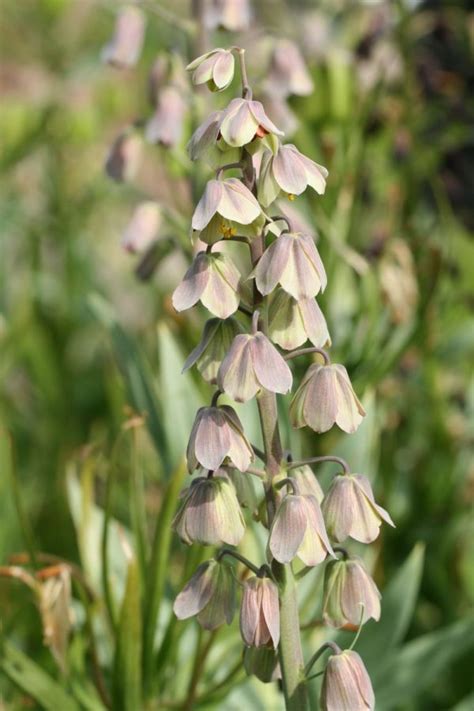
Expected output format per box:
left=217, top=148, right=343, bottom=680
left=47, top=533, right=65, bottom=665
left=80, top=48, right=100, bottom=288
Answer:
left=240, top=578, right=261, bottom=646
left=201, top=254, right=240, bottom=318
left=323, top=653, right=367, bottom=711
left=182, top=318, right=220, bottom=373
left=305, top=497, right=334, bottom=556
left=187, top=111, right=222, bottom=161
left=220, top=99, right=258, bottom=147
left=299, top=233, right=328, bottom=292
left=341, top=562, right=381, bottom=625
left=272, top=145, right=308, bottom=195
left=299, top=298, right=331, bottom=348
left=254, top=233, right=292, bottom=296
left=194, top=408, right=231, bottom=470
left=322, top=476, right=356, bottom=543
left=218, top=179, right=261, bottom=224
left=101, top=6, right=146, bottom=69
left=332, top=365, right=365, bottom=433
left=192, top=180, right=223, bottom=230
left=278, top=235, right=321, bottom=300
left=299, top=151, right=329, bottom=194
left=261, top=580, right=280, bottom=648
left=249, top=100, right=284, bottom=136
left=218, top=334, right=259, bottom=402
left=269, top=496, right=307, bottom=563
left=346, top=652, right=375, bottom=709
left=268, top=291, right=307, bottom=350
left=257, top=151, right=281, bottom=207
left=192, top=54, right=216, bottom=84
left=172, top=253, right=210, bottom=312
left=252, top=332, right=293, bottom=394
left=212, top=51, right=235, bottom=88
left=173, top=561, right=215, bottom=619
left=304, top=366, right=339, bottom=433
left=353, top=475, right=395, bottom=528
left=186, top=50, right=221, bottom=70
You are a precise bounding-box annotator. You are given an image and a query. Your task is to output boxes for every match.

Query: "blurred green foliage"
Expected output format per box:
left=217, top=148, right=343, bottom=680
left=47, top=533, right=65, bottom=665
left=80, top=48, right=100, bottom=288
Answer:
left=0, top=0, right=473, bottom=709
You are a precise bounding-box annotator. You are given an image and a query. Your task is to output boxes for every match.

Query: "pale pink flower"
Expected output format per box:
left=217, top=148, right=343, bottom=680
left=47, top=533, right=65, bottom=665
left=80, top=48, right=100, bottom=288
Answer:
left=240, top=576, right=280, bottom=648
left=258, top=144, right=328, bottom=207
left=186, top=405, right=254, bottom=472
left=268, top=290, right=330, bottom=350
left=264, top=40, right=314, bottom=98
left=145, top=86, right=186, bottom=147
left=219, top=98, right=283, bottom=148
left=192, top=178, right=261, bottom=231
left=121, top=202, right=161, bottom=254
left=204, top=0, right=251, bottom=32
left=323, top=557, right=381, bottom=628
left=187, top=49, right=235, bottom=92
left=101, top=6, right=146, bottom=69
left=321, top=650, right=375, bottom=711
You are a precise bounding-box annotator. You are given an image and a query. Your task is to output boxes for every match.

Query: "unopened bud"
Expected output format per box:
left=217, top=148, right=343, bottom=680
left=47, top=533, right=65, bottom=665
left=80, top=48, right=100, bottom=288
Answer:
left=187, top=49, right=235, bottom=92
left=240, top=575, right=280, bottom=648
left=321, top=649, right=375, bottom=711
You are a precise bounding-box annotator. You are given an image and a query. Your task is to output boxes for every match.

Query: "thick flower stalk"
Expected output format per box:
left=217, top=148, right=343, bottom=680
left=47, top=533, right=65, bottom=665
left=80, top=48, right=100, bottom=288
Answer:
left=171, top=46, right=393, bottom=711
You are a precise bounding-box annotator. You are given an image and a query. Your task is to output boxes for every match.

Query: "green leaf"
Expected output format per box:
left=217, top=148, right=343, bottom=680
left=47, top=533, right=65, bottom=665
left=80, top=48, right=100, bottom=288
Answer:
left=373, top=617, right=474, bottom=709
left=0, top=640, right=79, bottom=711
left=355, top=543, right=425, bottom=670
left=112, top=558, right=142, bottom=711
left=89, top=293, right=170, bottom=470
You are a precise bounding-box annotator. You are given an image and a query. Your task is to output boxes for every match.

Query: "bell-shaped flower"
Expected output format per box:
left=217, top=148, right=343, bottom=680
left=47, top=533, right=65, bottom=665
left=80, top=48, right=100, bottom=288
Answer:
left=105, top=130, right=142, bottom=182
left=289, top=465, right=324, bottom=503
left=264, top=39, right=314, bottom=98
left=321, top=650, right=375, bottom=711
left=258, top=144, right=328, bottom=207
left=253, top=231, right=327, bottom=300
left=192, top=178, right=261, bottom=232
left=218, top=331, right=292, bottom=403
left=240, top=576, right=280, bottom=648
left=187, top=111, right=241, bottom=167
left=186, top=405, right=254, bottom=473
left=121, top=202, right=161, bottom=254
left=101, top=6, right=146, bottom=69
left=219, top=98, right=283, bottom=148
left=268, top=491, right=333, bottom=566
left=204, top=0, right=251, bottom=32
left=268, top=290, right=330, bottom=350
left=323, top=557, right=381, bottom=628
left=244, top=646, right=281, bottom=683
left=290, top=363, right=365, bottom=434
left=145, top=85, right=186, bottom=147
left=187, top=49, right=235, bottom=92
left=172, top=251, right=241, bottom=319
left=38, top=566, right=72, bottom=673
left=183, top=317, right=241, bottom=384
left=322, top=474, right=394, bottom=544
left=173, top=558, right=236, bottom=630
left=173, top=475, right=245, bottom=546
left=196, top=212, right=265, bottom=246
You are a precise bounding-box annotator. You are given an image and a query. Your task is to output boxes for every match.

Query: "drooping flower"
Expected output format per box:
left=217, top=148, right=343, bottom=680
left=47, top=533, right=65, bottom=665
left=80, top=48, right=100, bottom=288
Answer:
left=258, top=144, right=328, bottom=207
left=218, top=332, right=292, bottom=403
left=321, top=650, right=375, bottom=711
left=182, top=317, right=242, bottom=384
left=240, top=576, right=280, bottom=648
left=173, top=558, right=236, bottom=630
left=204, top=0, right=251, bottom=32
left=268, top=290, right=331, bottom=350
left=289, top=465, right=324, bottom=503
left=187, top=49, right=235, bottom=92
left=173, top=476, right=245, bottom=546
left=172, top=251, right=241, bottom=319
left=186, top=405, right=254, bottom=472
left=264, top=40, right=314, bottom=98
left=253, top=231, right=327, bottom=300
left=121, top=202, right=161, bottom=254
left=219, top=98, right=283, bottom=148
left=38, top=566, right=73, bottom=673
left=187, top=111, right=241, bottom=167
left=196, top=212, right=265, bottom=246
left=268, top=491, right=333, bottom=566
left=145, top=85, right=186, bottom=147
left=105, top=130, right=142, bottom=183
left=323, top=557, right=381, bottom=628
left=101, top=5, right=146, bottom=69
left=290, top=363, right=365, bottom=433
left=192, top=179, right=261, bottom=232
left=322, top=474, right=394, bottom=544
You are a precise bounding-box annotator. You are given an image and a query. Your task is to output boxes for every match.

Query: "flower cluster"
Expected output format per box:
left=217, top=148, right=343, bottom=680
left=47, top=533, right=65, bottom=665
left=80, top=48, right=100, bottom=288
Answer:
left=170, top=45, right=393, bottom=710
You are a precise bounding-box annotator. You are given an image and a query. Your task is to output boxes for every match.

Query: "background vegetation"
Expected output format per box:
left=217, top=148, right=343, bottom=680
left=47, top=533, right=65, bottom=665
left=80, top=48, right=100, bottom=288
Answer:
left=1, top=1, right=473, bottom=709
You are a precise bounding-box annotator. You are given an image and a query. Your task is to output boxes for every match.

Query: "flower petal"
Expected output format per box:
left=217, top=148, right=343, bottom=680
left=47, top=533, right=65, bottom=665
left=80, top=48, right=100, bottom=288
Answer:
left=272, top=145, right=308, bottom=195
left=218, top=178, right=261, bottom=224
left=172, top=252, right=210, bottom=311
left=212, top=51, right=235, bottom=89
left=192, top=180, right=223, bottom=230
left=218, top=334, right=259, bottom=402
left=269, top=495, right=307, bottom=563
left=251, top=332, right=293, bottom=394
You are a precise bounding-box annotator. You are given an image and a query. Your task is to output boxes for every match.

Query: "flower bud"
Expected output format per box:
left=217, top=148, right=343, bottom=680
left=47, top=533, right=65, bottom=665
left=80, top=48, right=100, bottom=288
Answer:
left=323, top=557, right=381, bottom=628
left=204, top=0, right=251, bottom=32
left=105, top=130, right=142, bottom=183
left=186, top=405, right=254, bottom=473
left=172, top=251, right=241, bottom=319
left=38, top=566, right=72, bottom=673
left=322, top=474, right=394, bottom=544
left=240, top=576, right=280, bottom=648
left=321, top=650, right=375, bottom=711
left=269, top=492, right=333, bottom=566
left=243, top=646, right=281, bottom=683
left=173, top=559, right=236, bottom=630
left=121, top=202, right=161, bottom=254
left=192, top=178, right=261, bottom=232
left=219, top=98, right=283, bottom=148
left=173, top=476, right=245, bottom=546
left=101, top=6, right=146, bottom=69
left=187, top=49, right=235, bottom=92
left=145, top=85, right=186, bottom=147
left=268, top=290, right=330, bottom=350
left=289, top=465, right=324, bottom=503
left=183, top=317, right=242, bottom=384
left=218, top=331, right=292, bottom=403
left=258, top=144, right=328, bottom=207
left=290, top=363, right=365, bottom=434
left=253, top=231, right=327, bottom=300
left=264, top=40, right=314, bottom=98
